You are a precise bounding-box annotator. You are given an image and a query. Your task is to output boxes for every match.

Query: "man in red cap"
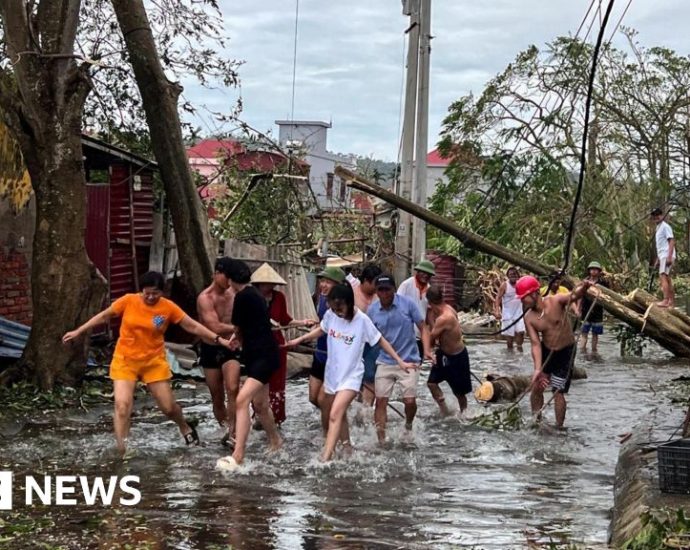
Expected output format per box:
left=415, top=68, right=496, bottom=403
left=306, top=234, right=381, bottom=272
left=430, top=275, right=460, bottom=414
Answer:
left=516, top=275, right=594, bottom=427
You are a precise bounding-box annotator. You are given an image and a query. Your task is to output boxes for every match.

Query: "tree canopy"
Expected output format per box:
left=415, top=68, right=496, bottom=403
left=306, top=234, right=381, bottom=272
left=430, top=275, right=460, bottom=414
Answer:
left=432, top=30, right=690, bottom=282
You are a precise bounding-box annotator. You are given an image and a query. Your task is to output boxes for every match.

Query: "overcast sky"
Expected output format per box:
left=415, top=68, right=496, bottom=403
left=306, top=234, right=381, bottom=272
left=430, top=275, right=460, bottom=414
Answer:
left=183, top=0, right=690, bottom=161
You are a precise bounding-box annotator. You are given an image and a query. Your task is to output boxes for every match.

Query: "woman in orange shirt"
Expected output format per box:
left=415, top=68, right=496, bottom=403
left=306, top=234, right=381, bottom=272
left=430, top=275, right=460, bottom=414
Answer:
left=63, top=271, right=234, bottom=456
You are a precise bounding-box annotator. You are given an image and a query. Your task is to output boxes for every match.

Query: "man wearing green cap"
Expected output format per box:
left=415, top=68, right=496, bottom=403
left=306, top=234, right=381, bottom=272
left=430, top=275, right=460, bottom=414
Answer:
left=397, top=260, right=436, bottom=357
left=579, top=261, right=608, bottom=353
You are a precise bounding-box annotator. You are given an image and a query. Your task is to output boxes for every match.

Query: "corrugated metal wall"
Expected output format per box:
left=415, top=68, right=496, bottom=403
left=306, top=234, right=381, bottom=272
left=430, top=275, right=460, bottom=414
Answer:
left=85, top=184, right=110, bottom=280
left=223, top=239, right=318, bottom=332
left=108, top=164, right=154, bottom=301
left=427, top=250, right=458, bottom=308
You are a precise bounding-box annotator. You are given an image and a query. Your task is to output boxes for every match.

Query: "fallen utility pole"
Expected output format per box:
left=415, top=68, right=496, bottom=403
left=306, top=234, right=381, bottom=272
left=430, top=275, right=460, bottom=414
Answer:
left=335, top=166, right=690, bottom=357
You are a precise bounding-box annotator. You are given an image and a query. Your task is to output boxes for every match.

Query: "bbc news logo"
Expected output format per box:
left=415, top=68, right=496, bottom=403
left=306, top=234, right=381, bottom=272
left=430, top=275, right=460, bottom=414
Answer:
left=0, top=471, right=141, bottom=510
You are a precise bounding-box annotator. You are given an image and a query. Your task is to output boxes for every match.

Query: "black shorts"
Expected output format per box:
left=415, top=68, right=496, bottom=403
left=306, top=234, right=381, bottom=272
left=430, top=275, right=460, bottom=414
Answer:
left=428, top=348, right=472, bottom=396
left=311, top=354, right=326, bottom=381
left=242, top=349, right=280, bottom=385
left=198, top=343, right=241, bottom=369
left=541, top=343, right=575, bottom=394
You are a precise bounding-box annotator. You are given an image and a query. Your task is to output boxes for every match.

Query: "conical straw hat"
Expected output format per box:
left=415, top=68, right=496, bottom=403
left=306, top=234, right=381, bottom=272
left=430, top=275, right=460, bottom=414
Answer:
left=250, top=263, right=287, bottom=285
left=474, top=381, right=494, bottom=402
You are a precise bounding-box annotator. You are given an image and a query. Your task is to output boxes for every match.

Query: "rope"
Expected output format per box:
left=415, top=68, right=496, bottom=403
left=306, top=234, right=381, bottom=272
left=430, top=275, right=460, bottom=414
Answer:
left=362, top=383, right=405, bottom=419
left=534, top=296, right=599, bottom=418
left=561, top=0, right=616, bottom=273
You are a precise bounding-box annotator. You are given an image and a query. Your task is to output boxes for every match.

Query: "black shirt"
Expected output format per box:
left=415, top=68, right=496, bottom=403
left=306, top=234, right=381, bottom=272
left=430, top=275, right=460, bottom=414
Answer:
left=231, top=286, right=277, bottom=358
left=580, top=278, right=608, bottom=323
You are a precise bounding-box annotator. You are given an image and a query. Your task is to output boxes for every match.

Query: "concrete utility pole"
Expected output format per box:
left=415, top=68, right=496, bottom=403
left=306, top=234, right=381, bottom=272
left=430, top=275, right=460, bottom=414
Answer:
left=412, top=0, right=431, bottom=264
left=395, top=0, right=420, bottom=283
left=395, top=0, right=431, bottom=282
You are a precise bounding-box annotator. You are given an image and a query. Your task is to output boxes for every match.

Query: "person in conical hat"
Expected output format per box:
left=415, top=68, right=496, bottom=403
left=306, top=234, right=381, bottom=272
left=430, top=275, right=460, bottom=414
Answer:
left=251, top=263, right=317, bottom=425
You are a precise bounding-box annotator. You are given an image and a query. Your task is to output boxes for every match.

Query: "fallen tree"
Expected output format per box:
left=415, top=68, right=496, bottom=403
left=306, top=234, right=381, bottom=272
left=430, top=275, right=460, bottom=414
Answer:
left=476, top=369, right=588, bottom=403
left=335, top=166, right=690, bottom=357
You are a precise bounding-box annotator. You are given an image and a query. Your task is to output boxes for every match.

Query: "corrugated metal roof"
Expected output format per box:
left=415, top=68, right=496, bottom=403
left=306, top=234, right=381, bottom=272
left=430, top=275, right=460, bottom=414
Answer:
left=0, top=316, right=96, bottom=367
left=0, top=316, right=29, bottom=359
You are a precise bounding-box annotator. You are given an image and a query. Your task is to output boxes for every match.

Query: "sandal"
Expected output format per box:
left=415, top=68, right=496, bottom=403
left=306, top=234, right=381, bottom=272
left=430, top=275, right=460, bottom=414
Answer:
left=221, top=431, right=236, bottom=450
left=184, top=418, right=200, bottom=446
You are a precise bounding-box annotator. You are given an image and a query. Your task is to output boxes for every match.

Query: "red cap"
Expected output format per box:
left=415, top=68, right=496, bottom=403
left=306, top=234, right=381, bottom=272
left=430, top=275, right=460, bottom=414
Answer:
left=515, top=275, right=540, bottom=300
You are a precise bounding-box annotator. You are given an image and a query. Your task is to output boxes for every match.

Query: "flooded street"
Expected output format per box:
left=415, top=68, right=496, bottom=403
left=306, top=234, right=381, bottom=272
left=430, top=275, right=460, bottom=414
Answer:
left=1, top=333, right=689, bottom=549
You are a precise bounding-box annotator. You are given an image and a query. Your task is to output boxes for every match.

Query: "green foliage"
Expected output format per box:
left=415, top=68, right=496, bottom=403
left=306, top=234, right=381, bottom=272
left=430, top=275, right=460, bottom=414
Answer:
left=0, top=380, right=138, bottom=418
left=471, top=403, right=524, bottom=431
left=611, top=324, right=649, bottom=356
left=78, top=0, right=240, bottom=139
left=433, top=30, right=690, bottom=285
left=623, top=508, right=690, bottom=549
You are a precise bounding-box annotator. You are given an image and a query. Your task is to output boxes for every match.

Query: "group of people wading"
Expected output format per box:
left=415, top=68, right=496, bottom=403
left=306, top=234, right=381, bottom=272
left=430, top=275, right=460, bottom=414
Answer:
left=62, top=258, right=474, bottom=470
left=60, top=207, right=679, bottom=460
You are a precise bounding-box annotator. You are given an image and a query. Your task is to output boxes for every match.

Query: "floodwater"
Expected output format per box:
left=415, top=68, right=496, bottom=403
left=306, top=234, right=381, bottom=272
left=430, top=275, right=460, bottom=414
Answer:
left=1, top=333, right=689, bottom=549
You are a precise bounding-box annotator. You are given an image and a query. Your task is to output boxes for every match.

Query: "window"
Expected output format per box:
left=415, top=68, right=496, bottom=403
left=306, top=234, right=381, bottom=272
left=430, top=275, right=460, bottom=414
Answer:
left=339, top=178, right=347, bottom=203
left=326, top=172, right=334, bottom=199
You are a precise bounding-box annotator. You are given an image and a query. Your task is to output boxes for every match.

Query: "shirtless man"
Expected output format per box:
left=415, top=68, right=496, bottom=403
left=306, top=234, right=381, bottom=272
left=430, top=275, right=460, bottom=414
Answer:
left=423, top=286, right=472, bottom=416
left=516, top=275, right=593, bottom=427
left=196, top=257, right=242, bottom=445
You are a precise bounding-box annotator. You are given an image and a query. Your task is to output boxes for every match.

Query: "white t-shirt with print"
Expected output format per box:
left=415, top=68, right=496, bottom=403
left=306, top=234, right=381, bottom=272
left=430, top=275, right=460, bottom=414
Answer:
left=321, top=309, right=381, bottom=394
left=656, top=220, right=676, bottom=260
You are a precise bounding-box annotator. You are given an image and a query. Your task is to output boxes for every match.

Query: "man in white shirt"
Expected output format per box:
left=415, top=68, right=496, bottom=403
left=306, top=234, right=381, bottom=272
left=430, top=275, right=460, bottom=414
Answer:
left=397, top=259, right=435, bottom=357
left=651, top=208, right=676, bottom=308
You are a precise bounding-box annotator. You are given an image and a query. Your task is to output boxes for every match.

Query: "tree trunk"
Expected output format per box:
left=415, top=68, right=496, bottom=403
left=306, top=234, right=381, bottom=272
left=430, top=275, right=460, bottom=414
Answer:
left=111, top=0, right=214, bottom=295
left=0, top=0, right=107, bottom=389
left=335, top=166, right=690, bottom=357
left=20, top=131, right=107, bottom=388
left=479, top=368, right=587, bottom=403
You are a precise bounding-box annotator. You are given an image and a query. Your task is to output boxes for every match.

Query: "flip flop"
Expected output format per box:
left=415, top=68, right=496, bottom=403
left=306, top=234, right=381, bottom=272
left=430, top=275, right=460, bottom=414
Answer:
left=221, top=431, right=236, bottom=450
left=184, top=418, right=200, bottom=446
left=216, top=456, right=240, bottom=472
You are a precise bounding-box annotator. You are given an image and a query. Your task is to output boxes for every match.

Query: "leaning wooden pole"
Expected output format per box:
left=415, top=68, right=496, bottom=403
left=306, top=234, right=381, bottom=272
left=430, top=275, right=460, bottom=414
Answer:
left=335, top=166, right=690, bottom=357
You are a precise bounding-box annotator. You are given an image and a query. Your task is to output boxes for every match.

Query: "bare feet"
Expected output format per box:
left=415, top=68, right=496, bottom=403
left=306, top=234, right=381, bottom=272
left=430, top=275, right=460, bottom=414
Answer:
left=656, top=300, right=670, bottom=308
left=340, top=441, right=354, bottom=457
left=267, top=437, right=283, bottom=454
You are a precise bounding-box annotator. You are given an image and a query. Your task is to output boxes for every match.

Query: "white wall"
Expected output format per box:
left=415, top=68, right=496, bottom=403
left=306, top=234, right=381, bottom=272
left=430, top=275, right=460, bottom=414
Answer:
left=276, top=120, right=356, bottom=210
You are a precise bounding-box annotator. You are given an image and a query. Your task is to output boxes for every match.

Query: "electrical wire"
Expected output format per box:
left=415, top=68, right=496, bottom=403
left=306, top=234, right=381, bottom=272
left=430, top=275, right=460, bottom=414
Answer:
left=561, top=0, right=617, bottom=273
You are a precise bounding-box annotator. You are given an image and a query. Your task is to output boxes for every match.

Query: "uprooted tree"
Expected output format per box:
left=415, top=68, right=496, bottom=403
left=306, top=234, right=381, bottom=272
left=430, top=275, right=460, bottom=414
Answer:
left=431, top=32, right=690, bottom=280
left=337, top=166, right=690, bottom=357
left=0, top=0, right=238, bottom=388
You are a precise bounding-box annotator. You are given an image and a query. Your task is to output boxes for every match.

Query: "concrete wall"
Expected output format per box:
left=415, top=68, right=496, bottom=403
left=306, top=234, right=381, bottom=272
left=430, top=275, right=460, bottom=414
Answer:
left=0, top=197, right=34, bottom=324
left=276, top=120, right=356, bottom=210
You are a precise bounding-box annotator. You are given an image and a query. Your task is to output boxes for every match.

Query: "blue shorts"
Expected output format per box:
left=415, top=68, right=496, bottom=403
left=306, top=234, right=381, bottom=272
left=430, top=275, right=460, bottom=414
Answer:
left=581, top=322, right=603, bottom=335
left=362, top=343, right=380, bottom=384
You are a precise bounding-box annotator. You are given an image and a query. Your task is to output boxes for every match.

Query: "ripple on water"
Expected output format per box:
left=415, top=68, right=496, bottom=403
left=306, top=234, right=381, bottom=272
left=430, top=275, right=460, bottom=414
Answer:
left=2, top=334, right=689, bottom=549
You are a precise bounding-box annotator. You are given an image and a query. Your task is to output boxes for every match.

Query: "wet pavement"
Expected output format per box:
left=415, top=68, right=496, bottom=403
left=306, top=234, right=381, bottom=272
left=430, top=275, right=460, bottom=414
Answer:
left=1, top=333, right=689, bottom=549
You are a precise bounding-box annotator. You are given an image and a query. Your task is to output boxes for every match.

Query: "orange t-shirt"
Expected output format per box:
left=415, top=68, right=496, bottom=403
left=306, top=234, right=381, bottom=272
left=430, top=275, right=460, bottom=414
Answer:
left=111, top=294, right=186, bottom=361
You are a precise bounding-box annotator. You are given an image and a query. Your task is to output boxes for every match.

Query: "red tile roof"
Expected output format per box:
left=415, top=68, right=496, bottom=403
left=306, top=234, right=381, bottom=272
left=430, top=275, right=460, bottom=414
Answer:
left=427, top=148, right=450, bottom=167
left=186, top=139, right=244, bottom=159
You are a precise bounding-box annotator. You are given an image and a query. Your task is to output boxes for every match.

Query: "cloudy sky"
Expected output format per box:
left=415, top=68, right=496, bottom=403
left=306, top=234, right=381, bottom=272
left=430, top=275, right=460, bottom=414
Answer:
left=184, top=0, right=690, bottom=161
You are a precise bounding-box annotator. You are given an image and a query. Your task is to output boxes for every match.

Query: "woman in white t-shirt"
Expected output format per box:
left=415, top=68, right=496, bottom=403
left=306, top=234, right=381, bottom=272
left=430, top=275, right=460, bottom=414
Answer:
left=287, top=283, right=415, bottom=462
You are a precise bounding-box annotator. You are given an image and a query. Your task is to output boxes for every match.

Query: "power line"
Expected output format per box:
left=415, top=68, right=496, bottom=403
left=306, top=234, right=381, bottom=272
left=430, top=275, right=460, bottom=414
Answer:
left=562, top=0, right=617, bottom=272
left=289, top=0, right=300, bottom=138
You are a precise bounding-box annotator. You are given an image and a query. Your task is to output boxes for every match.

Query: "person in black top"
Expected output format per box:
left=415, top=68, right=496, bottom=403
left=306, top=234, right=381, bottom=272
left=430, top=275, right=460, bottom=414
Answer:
left=216, top=259, right=282, bottom=472
left=579, top=261, right=608, bottom=353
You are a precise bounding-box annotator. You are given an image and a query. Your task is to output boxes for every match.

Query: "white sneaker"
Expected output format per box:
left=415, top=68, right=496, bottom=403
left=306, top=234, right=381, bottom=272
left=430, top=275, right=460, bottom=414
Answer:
left=216, top=456, right=240, bottom=472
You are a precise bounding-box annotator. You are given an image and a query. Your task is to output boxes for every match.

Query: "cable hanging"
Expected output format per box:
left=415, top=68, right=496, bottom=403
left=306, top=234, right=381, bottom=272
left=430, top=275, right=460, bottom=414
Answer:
left=561, top=0, right=616, bottom=274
